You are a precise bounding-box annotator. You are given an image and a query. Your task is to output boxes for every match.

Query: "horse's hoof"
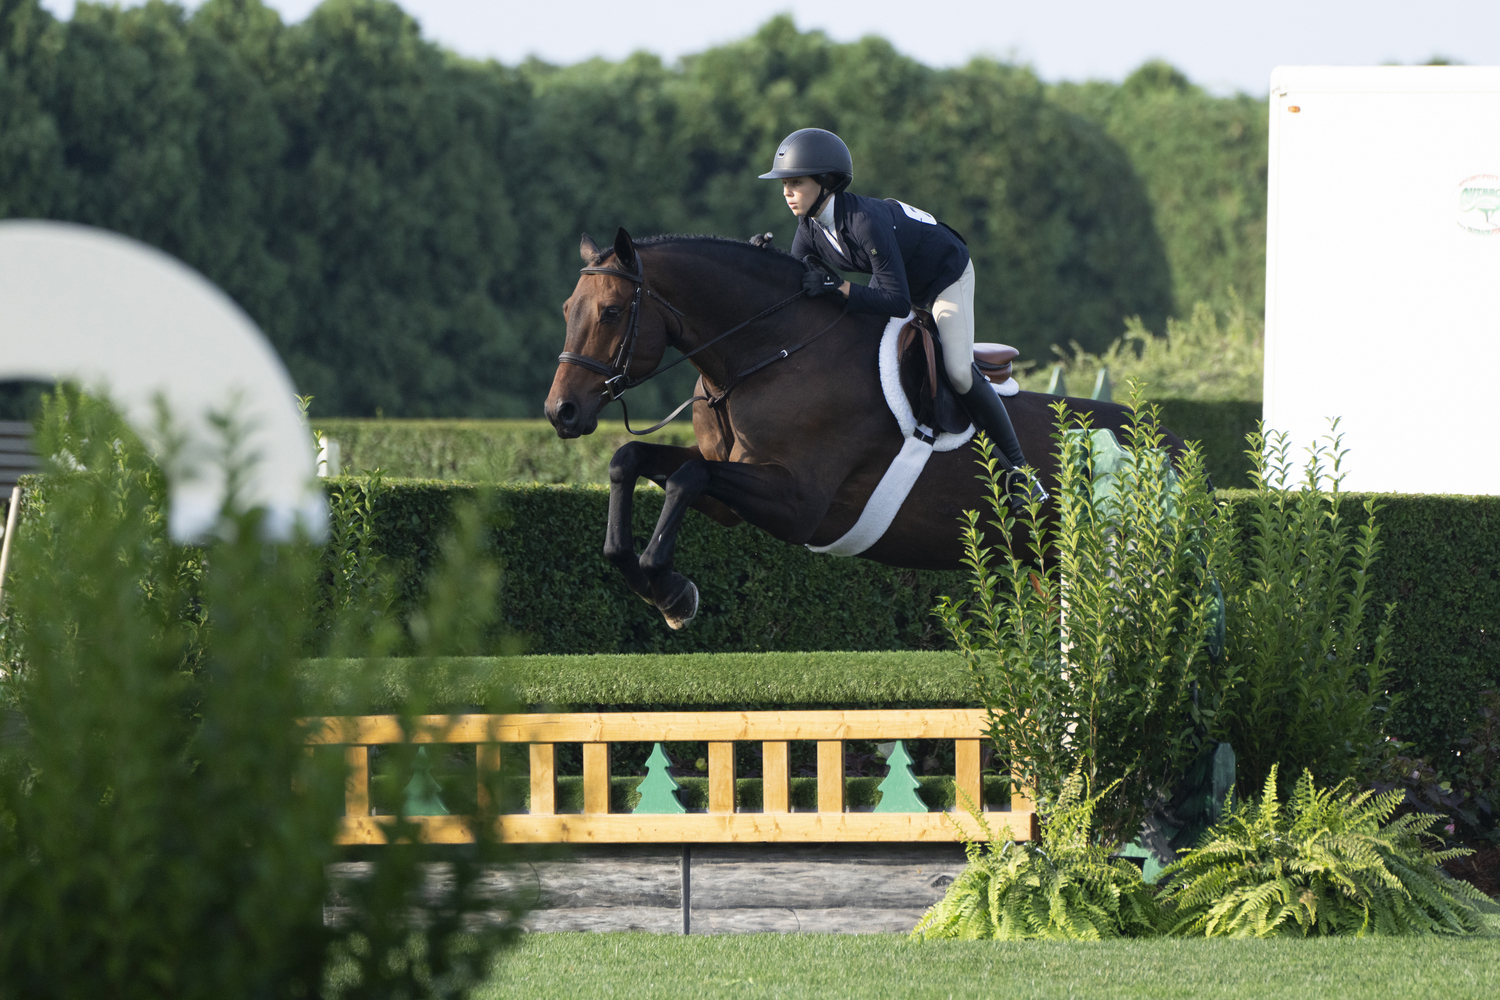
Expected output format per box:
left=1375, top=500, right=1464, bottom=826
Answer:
left=661, top=581, right=699, bottom=630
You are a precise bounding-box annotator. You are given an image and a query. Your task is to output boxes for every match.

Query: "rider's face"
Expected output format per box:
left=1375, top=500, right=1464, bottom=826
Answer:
left=782, top=176, right=823, bottom=217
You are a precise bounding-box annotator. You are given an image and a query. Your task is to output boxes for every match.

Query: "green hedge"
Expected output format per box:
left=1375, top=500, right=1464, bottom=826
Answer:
left=314, top=404, right=1262, bottom=489
left=1154, top=400, right=1260, bottom=489
left=312, top=419, right=697, bottom=485
left=332, top=480, right=1499, bottom=767
left=343, top=479, right=961, bottom=656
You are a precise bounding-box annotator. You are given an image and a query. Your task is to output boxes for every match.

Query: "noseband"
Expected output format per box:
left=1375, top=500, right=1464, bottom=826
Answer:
left=557, top=252, right=845, bottom=435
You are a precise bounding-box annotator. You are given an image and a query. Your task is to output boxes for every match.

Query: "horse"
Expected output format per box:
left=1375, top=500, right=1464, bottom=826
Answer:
left=544, top=228, right=1189, bottom=629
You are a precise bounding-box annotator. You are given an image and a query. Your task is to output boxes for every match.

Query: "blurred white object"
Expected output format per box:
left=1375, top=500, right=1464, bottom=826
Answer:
left=316, top=435, right=341, bottom=478
left=0, top=220, right=327, bottom=541
left=1265, top=66, right=1500, bottom=494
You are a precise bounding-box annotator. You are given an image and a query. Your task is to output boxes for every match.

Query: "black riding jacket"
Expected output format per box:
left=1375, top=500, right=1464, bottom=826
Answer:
left=789, top=192, right=970, bottom=317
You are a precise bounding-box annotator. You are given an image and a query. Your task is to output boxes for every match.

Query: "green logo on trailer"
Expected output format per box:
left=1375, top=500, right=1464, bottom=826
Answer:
left=1457, top=174, right=1500, bottom=235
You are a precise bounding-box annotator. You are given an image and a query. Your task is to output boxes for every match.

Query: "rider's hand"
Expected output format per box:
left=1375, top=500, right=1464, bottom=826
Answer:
left=802, top=268, right=842, bottom=297
left=749, top=232, right=774, bottom=249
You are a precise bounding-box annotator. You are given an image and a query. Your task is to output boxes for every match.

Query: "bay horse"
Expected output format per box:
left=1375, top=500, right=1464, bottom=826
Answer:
left=545, top=228, right=1187, bottom=629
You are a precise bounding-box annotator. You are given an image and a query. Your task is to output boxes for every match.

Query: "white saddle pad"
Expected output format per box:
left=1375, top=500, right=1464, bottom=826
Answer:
left=806, top=314, right=1019, bottom=557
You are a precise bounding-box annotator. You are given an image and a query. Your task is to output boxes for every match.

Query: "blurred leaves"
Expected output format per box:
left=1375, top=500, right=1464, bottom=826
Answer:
left=0, top=390, right=522, bottom=998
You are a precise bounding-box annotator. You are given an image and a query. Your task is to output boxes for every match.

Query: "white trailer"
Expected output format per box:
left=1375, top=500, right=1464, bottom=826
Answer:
left=1264, top=66, right=1500, bottom=494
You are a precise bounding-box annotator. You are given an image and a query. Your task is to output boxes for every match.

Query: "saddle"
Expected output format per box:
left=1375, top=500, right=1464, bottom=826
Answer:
left=897, top=309, right=1020, bottom=436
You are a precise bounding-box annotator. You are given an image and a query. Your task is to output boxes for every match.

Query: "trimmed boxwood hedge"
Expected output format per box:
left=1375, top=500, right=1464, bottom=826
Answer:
left=345, top=479, right=961, bottom=656
left=314, top=403, right=1262, bottom=489
left=332, top=480, right=1500, bottom=768
left=1155, top=399, right=1260, bottom=488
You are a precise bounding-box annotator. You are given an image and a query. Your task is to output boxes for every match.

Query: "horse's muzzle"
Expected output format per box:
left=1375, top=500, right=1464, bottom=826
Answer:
left=545, top=395, right=600, bottom=439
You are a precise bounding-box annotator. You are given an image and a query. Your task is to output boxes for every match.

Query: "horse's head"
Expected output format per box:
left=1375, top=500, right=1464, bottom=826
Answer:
left=545, top=228, right=677, bottom=438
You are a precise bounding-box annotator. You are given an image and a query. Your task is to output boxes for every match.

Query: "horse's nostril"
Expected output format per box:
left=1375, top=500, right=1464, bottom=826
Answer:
left=555, top=400, right=578, bottom=426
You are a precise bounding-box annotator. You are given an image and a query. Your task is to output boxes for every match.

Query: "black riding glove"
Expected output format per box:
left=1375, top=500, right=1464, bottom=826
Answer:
left=802, top=268, right=841, bottom=297
left=749, top=232, right=775, bottom=249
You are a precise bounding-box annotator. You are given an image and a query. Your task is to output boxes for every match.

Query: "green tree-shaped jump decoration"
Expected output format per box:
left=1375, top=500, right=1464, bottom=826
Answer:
left=874, top=740, right=927, bottom=812
left=633, top=743, right=686, bottom=814
left=402, top=746, right=449, bottom=816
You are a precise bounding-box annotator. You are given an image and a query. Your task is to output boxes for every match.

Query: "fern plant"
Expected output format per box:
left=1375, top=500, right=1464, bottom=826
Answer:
left=911, top=772, right=1164, bottom=940
left=1158, top=765, right=1499, bottom=937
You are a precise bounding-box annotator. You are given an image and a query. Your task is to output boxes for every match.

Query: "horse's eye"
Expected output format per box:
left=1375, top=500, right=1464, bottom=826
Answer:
left=601, top=305, right=622, bottom=323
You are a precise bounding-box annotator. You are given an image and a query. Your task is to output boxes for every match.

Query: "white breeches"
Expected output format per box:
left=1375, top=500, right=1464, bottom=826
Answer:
left=931, top=260, right=976, bottom=393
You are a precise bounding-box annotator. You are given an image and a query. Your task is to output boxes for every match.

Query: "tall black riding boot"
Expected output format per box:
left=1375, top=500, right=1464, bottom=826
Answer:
left=956, top=363, right=1048, bottom=511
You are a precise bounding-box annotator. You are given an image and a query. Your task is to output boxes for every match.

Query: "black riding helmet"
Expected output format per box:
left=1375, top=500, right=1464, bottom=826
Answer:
left=759, top=128, right=852, bottom=218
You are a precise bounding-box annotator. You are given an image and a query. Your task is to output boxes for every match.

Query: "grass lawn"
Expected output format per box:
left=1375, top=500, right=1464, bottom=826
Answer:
left=484, top=933, right=1500, bottom=999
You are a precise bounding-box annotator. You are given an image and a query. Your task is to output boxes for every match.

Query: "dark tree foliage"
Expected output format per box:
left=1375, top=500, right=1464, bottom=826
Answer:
left=0, top=2, right=1237, bottom=417
left=1052, top=61, right=1270, bottom=320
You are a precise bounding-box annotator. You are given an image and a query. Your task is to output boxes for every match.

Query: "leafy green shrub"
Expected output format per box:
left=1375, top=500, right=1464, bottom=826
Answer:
left=1215, top=424, right=1395, bottom=798
left=1017, top=296, right=1263, bottom=402
left=938, top=400, right=1228, bottom=837
left=912, top=772, right=1163, bottom=940
left=1158, top=766, right=1499, bottom=937
left=0, top=393, right=521, bottom=999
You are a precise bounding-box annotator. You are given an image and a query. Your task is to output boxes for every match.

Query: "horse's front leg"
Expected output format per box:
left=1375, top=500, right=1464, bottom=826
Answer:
left=605, top=442, right=706, bottom=603
left=639, top=458, right=822, bottom=630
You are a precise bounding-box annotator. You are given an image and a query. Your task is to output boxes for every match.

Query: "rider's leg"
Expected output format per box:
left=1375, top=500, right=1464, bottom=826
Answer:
left=932, top=261, right=977, bottom=392
left=933, top=263, right=1045, bottom=506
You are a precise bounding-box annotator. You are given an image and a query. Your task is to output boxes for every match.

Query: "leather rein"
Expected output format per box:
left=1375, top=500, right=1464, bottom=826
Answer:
left=558, top=255, right=847, bottom=435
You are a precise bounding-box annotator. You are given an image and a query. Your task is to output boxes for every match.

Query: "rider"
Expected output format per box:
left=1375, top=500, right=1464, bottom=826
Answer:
left=758, top=127, right=1046, bottom=507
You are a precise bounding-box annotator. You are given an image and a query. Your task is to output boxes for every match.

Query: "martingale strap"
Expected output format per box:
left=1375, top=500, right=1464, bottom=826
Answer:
left=558, top=255, right=821, bottom=435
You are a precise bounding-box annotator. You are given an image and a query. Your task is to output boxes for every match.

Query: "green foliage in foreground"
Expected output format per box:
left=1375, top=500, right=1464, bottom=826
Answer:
left=300, top=651, right=971, bottom=713
left=915, top=767, right=1496, bottom=943
left=1158, top=767, right=1498, bottom=938
left=1216, top=426, right=1394, bottom=799
left=492, top=934, right=1500, bottom=1000
left=913, top=774, right=1162, bottom=940
left=940, top=402, right=1225, bottom=837
left=0, top=394, right=522, bottom=998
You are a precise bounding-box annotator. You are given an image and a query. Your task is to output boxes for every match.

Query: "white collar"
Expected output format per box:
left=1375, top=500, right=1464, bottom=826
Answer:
left=815, top=193, right=837, bottom=231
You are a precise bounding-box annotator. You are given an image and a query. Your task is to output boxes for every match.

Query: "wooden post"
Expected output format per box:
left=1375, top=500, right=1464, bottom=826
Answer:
left=817, top=740, right=844, bottom=814
left=476, top=744, right=502, bottom=813
left=344, top=746, right=369, bottom=817
left=762, top=741, right=790, bottom=813
left=582, top=742, right=611, bottom=814
left=1010, top=761, right=1035, bottom=815
left=954, top=739, right=982, bottom=814
left=0, top=486, right=20, bottom=606
left=707, top=741, right=735, bottom=814
left=529, top=744, right=557, bottom=815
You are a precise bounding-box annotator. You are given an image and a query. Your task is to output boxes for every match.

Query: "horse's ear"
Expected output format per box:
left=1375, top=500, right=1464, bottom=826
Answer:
left=580, top=232, right=601, bottom=263
left=613, top=227, right=636, bottom=269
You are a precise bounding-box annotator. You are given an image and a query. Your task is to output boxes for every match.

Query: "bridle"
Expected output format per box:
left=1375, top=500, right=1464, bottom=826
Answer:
left=558, top=254, right=691, bottom=398
left=557, top=252, right=845, bottom=435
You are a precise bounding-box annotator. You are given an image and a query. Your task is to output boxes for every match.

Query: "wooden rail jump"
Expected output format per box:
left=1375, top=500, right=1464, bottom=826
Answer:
left=303, top=709, right=1037, bottom=846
